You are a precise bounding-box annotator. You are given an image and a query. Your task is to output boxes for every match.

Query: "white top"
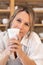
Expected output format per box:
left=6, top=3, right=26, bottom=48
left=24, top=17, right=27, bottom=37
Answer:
left=0, top=31, right=43, bottom=65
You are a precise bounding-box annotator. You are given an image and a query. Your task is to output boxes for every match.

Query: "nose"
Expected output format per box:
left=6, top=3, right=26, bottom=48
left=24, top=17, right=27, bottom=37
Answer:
left=18, top=23, right=23, bottom=30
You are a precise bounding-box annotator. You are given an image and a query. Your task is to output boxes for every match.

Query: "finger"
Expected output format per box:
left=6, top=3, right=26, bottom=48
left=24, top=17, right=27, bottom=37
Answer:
left=9, top=40, right=20, bottom=46
left=9, top=39, right=18, bottom=43
left=9, top=45, right=19, bottom=49
left=9, top=44, right=22, bottom=52
left=9, top=38, right=16, bottom=41
left=8, top=42, right=19, bottom=46
left=10, top=48, right=17, bottom=52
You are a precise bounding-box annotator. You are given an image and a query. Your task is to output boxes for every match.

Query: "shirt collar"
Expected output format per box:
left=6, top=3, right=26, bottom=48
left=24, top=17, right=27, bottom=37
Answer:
left=21, top=34, right=29, bottom=47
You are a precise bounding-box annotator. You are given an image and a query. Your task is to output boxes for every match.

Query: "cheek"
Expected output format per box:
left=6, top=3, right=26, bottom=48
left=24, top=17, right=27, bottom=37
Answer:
left=11, top=21, right=19, bottom=28
left=23, top=27, right=30, bottom=35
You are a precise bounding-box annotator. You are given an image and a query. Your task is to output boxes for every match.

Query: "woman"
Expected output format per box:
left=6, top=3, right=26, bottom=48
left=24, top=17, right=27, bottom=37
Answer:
left=0, top=5, right=43, bottom=65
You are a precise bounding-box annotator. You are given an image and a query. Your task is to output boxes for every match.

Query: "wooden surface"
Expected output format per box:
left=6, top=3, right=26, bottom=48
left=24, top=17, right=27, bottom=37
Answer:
left=0, top=9, right=10, bottom=13
left=10, top=0, right=14, bottom=16
left=34, top=24, right=43, bottom=26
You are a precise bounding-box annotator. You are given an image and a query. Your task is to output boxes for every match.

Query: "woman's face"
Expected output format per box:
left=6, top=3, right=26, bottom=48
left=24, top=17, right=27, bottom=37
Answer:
left=11, top=11, right=30, bottom=40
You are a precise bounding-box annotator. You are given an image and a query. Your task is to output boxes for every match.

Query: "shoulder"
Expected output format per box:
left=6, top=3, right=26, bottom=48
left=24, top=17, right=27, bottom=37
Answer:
left=30, top=31, right=40, bottom=38
left=0, top=31, right=8, bottom=40
left=29, top=31, right=42, bottom=45
left=27, top=32, right=42, bottom=56
left=0, top=31, right=9, bottom=49
left=0, top=31, right=7, bottom=50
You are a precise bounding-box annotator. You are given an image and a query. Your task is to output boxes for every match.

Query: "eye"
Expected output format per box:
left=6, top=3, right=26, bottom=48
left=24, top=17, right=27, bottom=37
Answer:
left=25, top=23, right=30, bottom=26
left=16, top=19, right=21, bottom=23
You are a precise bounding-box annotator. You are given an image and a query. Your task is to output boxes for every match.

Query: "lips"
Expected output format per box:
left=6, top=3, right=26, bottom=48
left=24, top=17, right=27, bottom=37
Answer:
left=19, top=33, right=23, bottom=36
left=19, top=31, right=24, bottom=35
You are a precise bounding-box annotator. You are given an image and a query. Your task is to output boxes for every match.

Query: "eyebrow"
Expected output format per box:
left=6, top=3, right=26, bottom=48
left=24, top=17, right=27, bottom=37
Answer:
left=16, top=18, right=30, bottom=24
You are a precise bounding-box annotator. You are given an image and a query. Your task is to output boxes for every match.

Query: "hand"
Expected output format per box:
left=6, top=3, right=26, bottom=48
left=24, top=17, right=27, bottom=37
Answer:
left=8, top=38, right=22, bottom=55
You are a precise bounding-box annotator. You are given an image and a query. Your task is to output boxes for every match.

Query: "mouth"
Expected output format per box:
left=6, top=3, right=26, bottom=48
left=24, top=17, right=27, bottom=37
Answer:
left=19, top=30, right=24, bottom=33
left=19, top=31, right=24, bottom=35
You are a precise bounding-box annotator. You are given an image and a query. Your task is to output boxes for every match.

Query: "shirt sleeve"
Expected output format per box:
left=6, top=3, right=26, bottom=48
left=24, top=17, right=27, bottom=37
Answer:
left=0, top=32, right=5, bottom=53
left=27, top=32, right=43, bottom=65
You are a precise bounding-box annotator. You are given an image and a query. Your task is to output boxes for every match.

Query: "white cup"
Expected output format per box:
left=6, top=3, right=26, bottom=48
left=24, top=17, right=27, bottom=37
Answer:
left=2, top=18, right=9, bottom=25
left=41, top=20, right=43, bottom=24
left=7, top=28, right=20, bottom=40
left=39, top=33, right=43, bottom=38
